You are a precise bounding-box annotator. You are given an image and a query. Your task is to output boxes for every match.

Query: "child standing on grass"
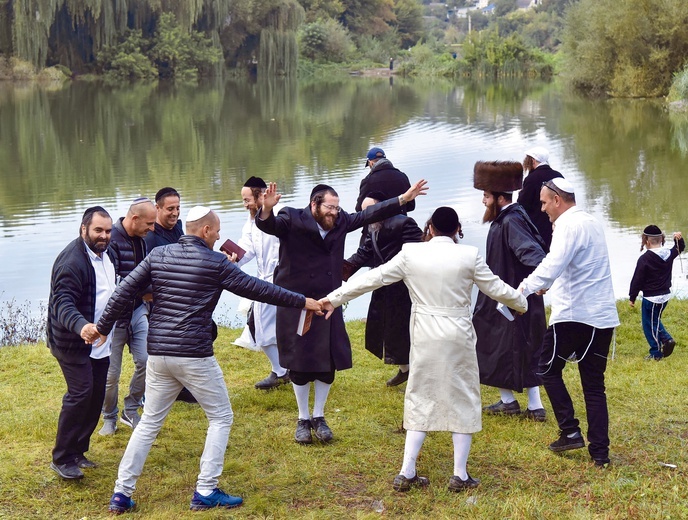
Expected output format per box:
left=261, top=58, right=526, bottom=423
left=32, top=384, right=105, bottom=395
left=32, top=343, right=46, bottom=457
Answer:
left=629, top=225, right=685, bottom=360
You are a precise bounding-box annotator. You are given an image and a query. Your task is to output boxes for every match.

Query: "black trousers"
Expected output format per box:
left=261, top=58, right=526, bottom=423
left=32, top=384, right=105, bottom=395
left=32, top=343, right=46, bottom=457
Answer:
left=51, top=348, right=109, bottom=465
left=539, top=322, right=614, bottom=462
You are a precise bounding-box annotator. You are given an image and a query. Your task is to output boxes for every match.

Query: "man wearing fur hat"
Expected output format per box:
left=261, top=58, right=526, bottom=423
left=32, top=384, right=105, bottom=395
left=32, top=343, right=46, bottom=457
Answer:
left=518, top=147, right=563, bottom=251
left=256, top=180, right=427, bottom=444
left=473, top=161, right=548, bottom=421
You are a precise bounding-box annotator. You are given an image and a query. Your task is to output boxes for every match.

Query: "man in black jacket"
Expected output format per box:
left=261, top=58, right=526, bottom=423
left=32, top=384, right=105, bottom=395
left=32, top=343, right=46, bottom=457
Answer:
left=472, top=161, right=548, bottom=421
left=48, top=206, right=116, bottom=480
left=256, top=180, right=426, bottom=445
left=99, top=198, right=156, bottom=436
left=517, top=147, right=564, bottom=251
left=345, top=191, right=423, bottom=386
left=96, top=206, right=322, bottom=514
left=356, top=147, right=415, bottom=251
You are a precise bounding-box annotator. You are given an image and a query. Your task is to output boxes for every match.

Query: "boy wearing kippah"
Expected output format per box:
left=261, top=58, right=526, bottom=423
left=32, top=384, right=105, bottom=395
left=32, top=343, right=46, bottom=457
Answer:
left=629, top=225, right=685, bottom=360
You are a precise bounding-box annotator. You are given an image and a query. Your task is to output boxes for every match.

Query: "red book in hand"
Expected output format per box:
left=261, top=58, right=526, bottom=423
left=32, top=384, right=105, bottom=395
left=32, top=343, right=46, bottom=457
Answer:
left=297, top=309, right=314, bottom=336
left=220, top=239, right=246, bottom=261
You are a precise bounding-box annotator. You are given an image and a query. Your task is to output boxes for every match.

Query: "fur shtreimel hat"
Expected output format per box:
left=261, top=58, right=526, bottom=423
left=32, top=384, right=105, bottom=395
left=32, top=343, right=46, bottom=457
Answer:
left=473, top=161, right=524, bottom=193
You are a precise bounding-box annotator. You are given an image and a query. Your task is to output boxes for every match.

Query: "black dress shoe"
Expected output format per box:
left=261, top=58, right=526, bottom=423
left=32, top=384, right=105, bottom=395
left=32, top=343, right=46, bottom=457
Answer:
left=75, top=456, right=98, bottom=469
left=311, top=416, right=333, bottom=442
left=548, top=431, right=585, bottom=452
left=523, top=408, right=546, bottom=422
left=50, top=461, right=84, bottom=480
left=448, top=474, right=480, bottom=492
left=483, top=399, right=521, bottom=415
left=254, top=371, right=291, bottom=390
left=386, top=369, right=409, bottom=387
left=662, top=338, right=676, bottom=358
left=294, top=419, right=313, bottom=444
left=392, top=474, right=430, bottom=492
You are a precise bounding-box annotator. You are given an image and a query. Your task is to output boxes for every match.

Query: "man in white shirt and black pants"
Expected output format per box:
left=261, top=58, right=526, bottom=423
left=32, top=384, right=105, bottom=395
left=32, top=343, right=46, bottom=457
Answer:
left=519, top=178, right=620, bottom=467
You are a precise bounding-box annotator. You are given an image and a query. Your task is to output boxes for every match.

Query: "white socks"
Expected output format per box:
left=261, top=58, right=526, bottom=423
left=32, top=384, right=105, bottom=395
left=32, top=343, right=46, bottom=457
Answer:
left=526, top=386, right=544, bottom=410
left=261, top=344, right=287, bottom=377
left=312, top=380, right=331, bottom=418
left=293, top=383, right=311, bottom=420
left=292, top=380, right=332, bottom=419
left=400, top=430, right=427, bottom=478
left=499, top=388, right=516, bottom=404
left=398, top=364, right=409, bottom=373
left=499, top=387, right=544, bottom=410
left=452, top=432, right=472, bottom=479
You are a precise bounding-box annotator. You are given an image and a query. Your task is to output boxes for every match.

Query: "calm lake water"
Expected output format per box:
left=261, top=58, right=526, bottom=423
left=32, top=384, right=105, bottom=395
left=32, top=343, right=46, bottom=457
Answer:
left=2, top=77, right=688, bottom=326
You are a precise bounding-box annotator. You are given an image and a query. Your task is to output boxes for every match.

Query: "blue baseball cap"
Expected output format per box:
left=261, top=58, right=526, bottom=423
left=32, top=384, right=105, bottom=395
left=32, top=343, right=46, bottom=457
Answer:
left=365, top=147, right=386, bottom=166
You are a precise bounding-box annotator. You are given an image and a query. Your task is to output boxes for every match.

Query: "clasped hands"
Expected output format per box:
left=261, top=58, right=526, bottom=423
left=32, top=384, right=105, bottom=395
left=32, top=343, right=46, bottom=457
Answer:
left=303, top=298, right=335, bottom=318
left=80, top=323, right=107, bottom=346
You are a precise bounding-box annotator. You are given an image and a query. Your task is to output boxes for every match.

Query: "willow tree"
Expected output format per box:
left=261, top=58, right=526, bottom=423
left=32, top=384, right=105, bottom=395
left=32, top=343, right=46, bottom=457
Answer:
left=258, top=0, right=304, bottom=77
left=7, top=0, right=230, bottom=71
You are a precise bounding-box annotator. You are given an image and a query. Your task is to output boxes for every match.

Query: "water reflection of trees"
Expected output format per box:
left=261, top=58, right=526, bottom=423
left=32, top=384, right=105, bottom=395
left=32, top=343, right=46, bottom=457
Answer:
left=0, top=78, right=427, bottom=223
left=557, top=98, right=688, bottom=230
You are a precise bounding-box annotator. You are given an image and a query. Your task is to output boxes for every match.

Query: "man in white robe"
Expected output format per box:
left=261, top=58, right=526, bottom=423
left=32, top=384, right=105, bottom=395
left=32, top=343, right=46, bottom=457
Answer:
left=321, top=207, right=527, bottom=492
left=237, top=176, right=290, bottom=389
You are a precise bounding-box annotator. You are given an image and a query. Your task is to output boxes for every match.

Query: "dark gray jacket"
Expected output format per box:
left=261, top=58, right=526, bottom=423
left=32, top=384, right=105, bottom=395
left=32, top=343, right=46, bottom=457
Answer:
left=47, top=238, right=114, bottom=354
left=97, top=235, right=305, bottom=358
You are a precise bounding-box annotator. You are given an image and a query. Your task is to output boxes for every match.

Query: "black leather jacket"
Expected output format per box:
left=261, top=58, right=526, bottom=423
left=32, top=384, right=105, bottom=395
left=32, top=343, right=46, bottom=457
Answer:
left=97, top=235, right=305, bottom=358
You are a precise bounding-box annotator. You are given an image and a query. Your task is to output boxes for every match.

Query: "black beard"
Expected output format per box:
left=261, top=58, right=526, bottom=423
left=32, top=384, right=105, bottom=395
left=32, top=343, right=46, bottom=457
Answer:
left=482, top=201, right=501, bottom=223
left=85, top=236, right=108, bottom=253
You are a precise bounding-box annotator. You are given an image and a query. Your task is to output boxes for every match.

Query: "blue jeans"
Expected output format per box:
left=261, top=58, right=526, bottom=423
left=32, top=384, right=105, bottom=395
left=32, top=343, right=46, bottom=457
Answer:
left=102, top=304, right=148, bottom=420
left=539, top=322, right=614, bottom=463
left=641, top=298, right=671, bottom=358
left=114, top=355, right=233, bottom=496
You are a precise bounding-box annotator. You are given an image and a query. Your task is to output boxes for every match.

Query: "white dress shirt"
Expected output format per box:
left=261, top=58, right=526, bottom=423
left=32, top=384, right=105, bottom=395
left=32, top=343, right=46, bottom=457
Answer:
left=85, top=243, right=116, bottom=359
left=520, top=206, right=620, bottom=329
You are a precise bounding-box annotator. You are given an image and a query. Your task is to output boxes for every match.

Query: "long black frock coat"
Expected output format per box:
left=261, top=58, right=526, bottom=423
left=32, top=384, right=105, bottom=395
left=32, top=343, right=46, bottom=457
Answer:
left=347, top=215, right=423, bottom=365
left=473, top=204, right=547, bottom=392
left=255, top=198, right=403, bottom=372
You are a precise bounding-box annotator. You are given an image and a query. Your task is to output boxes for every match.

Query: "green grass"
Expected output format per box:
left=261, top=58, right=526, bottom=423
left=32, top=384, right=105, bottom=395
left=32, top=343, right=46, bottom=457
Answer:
left=1, top=301, right=687, bottom=519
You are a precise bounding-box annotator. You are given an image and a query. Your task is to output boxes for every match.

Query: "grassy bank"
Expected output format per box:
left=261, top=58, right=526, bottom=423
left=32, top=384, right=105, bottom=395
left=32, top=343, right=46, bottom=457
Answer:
left=1, top=301, right=687, bottom=519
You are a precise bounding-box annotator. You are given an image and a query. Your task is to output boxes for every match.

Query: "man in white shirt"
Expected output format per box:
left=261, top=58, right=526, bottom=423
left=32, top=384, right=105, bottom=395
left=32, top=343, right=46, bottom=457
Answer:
left=519, top=178, right=620, bottom=467
left=47, top=206, right=116, bottom=479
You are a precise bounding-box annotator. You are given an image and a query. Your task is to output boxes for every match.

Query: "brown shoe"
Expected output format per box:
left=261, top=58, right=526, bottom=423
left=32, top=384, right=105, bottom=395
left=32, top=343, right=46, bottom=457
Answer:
left=392, top=474, right=430, bottom=492
left=386, top=369, right=409, bottom=387
left=448, top=474, right=480, bottom=492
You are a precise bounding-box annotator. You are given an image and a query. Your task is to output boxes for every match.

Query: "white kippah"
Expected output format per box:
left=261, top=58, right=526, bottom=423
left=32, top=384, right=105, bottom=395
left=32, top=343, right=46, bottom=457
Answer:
left=186, top=206, right=211, bottom=222
left=551, top=177, right=574, bottom=194
left=525, top=146, right=549, bottom=165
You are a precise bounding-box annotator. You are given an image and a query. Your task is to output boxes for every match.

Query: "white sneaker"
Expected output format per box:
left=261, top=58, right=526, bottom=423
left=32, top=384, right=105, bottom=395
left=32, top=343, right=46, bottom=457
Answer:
left=98, top=420, right=117, bottom=436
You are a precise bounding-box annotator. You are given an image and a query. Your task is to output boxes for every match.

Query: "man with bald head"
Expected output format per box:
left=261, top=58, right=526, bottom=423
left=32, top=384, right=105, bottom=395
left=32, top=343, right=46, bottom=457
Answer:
left=519, top=178, right=619, bottom=467
left=99, top=197, right=157, bottom=436
left=96, top=206, right=322, bottom=513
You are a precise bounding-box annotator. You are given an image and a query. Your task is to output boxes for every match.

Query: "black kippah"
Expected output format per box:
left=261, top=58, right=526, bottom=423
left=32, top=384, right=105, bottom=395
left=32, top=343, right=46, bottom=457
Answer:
left=310, top=184, right=334, bottom=199
left=643, top=225, right=662, bottom=236
left=243, top=176, right=267, bottom=189
left=431, top=206, right=459, bottom=234
left=155, top=187, right=179, bottom=203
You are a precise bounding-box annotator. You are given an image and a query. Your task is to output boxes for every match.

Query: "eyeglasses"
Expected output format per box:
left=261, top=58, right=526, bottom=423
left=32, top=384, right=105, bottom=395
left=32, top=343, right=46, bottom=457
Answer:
left=542, top=182, right=560, bottom=197
left=321, top=203, right=342, bottom=213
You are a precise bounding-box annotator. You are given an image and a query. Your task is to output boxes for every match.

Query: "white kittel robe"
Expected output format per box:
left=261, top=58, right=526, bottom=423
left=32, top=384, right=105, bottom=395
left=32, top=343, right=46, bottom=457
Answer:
left=235, top=208, right=281, bottom=347
left=328, top=236, right=527, bottom=432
